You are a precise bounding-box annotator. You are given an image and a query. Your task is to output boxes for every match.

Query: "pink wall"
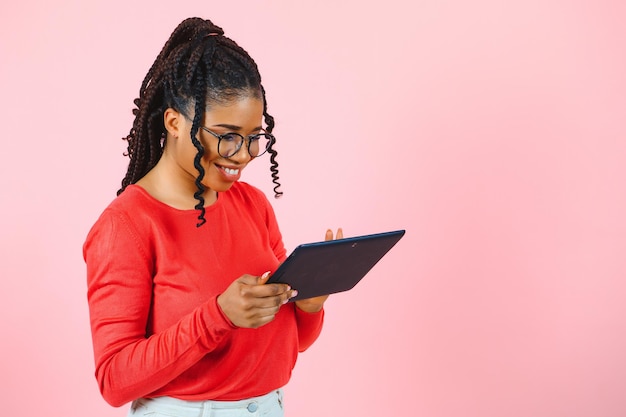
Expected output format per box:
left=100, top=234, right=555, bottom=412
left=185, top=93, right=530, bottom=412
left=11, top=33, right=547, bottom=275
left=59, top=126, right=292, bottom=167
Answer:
left=1, top=1, right=625, bottom=416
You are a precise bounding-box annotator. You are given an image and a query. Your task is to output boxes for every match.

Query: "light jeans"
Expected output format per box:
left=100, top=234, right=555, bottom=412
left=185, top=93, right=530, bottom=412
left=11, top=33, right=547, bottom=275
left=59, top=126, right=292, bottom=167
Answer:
left=127, top=389, right=284, bottom=417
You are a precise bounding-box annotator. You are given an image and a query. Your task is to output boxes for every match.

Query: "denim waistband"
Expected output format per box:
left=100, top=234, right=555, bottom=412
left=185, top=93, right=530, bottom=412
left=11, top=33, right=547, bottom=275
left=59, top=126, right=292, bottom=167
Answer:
left=131, top=388, right=283, bottom=416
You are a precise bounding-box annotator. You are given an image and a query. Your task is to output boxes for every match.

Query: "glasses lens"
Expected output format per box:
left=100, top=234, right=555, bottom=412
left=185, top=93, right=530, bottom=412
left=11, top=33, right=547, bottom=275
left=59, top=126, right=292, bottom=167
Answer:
left=249, top=133, right=273, bottom=157
left=218, top=133, right=244, bottom=158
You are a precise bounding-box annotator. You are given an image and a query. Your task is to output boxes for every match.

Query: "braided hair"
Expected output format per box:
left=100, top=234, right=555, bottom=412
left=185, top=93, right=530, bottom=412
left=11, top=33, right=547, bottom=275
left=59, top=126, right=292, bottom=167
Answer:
left=119, top=17, right=282, bottom=226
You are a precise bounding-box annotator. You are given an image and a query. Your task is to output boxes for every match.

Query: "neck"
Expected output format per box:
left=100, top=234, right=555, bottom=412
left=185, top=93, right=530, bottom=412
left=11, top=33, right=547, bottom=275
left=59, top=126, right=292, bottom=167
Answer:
left=136, top=155, right=218, bottom=210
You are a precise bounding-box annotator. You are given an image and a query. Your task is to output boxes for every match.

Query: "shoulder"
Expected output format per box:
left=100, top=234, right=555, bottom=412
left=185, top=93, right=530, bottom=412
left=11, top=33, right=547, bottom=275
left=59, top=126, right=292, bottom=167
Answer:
left=83, top=186, right=159, bottom=257
left=95, top=187, right=157, bottom=230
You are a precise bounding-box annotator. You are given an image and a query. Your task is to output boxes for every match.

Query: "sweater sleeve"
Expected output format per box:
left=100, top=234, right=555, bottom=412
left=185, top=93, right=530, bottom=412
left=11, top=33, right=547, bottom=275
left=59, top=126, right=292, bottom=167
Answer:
left=294, top=305, right=324, bottom=351
left=83, top=210, right=235, bottom=407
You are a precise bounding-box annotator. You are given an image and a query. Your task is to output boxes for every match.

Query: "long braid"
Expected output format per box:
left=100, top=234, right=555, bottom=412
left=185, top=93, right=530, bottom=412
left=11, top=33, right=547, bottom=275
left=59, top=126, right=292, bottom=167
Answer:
left=261, top=86, right=282, bottom=198
left=119, top=17, right=282, bottom=226
left=188, top=41, right=210, bottom=227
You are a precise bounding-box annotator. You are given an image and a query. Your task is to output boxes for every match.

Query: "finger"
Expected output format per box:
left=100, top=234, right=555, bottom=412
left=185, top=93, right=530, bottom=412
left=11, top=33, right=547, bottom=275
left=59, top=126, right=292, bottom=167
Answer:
left=257, top=271, right=272, bottom=285
left=252, top=303, right=282, bottom=317
left=256, top=272, right=292, bottom=297
left=284, top=289, right=298, bottom=304
left=254, top=287, right=298, bottom=307
left=248, top=307, right=282, bottom=328
left=243, top=281, right=291, bottom=299
left=325, top=228, right=344, bottom=241
left=238, top=305, right=280, bottom=328
left=243, top=288, right=296, bottom=313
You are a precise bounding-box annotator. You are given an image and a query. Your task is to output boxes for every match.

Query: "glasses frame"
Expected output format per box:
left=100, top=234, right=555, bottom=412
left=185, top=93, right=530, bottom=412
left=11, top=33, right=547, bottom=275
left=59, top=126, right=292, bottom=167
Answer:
left=200, top=127, right=275, bottom=159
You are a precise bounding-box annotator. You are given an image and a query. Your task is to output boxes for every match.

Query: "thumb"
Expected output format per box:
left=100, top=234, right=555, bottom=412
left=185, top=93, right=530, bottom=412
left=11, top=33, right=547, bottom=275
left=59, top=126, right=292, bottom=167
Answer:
left=236, top=273, right=267, bottom=286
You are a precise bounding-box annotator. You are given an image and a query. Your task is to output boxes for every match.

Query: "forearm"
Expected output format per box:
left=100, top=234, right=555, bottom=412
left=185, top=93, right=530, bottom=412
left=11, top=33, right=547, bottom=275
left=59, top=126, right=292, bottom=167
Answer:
left=294, top=304, right=324, bottom=351
left=92, top=296, right=235, bottom=407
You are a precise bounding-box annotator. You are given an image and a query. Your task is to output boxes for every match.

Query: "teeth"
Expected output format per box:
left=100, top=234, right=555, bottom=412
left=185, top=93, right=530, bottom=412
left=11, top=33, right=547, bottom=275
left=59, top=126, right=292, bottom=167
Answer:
left=223, top=167, right=239, bottom=175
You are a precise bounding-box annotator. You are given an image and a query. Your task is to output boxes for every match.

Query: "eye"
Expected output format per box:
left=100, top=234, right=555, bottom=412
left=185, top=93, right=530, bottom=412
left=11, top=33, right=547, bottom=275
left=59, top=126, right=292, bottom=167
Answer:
left=220, top=133, right=241, bottom=143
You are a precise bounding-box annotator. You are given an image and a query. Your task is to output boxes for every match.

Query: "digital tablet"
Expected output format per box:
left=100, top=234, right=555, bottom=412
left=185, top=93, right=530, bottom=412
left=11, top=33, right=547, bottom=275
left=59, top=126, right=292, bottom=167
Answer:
left=267, top=230, right=405, bottom=301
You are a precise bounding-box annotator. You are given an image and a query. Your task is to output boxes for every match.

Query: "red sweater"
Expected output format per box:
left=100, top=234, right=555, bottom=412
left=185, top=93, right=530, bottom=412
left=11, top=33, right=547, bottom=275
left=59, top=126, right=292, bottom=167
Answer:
left=84, top=183, right=324, bottom=407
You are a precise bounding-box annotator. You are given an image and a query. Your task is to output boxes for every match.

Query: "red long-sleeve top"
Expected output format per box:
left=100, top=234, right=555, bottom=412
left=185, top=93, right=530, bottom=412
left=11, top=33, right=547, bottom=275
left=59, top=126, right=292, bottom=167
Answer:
left=83, top=182, right=324, bottom=407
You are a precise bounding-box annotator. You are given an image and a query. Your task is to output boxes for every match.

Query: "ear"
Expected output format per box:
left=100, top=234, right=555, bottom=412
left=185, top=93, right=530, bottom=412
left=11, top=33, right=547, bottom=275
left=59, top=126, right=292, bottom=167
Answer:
left=164, top=107, right=183, bottom=138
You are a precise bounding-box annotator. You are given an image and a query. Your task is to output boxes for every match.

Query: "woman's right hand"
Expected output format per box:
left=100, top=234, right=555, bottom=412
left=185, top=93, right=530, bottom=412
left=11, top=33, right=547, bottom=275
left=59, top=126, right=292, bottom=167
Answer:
left=217, top=272, right=296, bottom=328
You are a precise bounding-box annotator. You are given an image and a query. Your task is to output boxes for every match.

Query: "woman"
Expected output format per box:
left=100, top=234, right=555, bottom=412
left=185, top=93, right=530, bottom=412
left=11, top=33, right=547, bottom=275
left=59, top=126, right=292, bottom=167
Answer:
left=84, top=17, right=341, bottom=416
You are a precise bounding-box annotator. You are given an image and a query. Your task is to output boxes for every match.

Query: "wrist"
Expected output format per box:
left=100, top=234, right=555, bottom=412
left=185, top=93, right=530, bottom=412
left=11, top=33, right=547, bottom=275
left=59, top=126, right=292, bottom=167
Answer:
left=295, top=300, right=324, bottom=313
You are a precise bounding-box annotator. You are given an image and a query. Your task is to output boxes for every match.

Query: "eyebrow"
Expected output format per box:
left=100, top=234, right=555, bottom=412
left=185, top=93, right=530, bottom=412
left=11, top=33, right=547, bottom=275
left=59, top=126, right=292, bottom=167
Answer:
left=211, top=123, right=263, bottom=132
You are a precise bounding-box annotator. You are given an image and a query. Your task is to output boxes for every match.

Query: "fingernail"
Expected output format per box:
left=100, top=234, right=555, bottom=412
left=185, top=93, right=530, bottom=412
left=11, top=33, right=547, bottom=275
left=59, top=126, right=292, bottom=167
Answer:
left=261, top=271, right=271, bottom=279
left=291, top=290, right=299, bottom=298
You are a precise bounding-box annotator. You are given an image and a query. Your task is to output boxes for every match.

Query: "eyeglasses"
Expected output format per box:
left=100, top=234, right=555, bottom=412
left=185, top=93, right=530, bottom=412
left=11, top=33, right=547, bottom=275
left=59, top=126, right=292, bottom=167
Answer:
left=200, top=127, right=275, bottom=158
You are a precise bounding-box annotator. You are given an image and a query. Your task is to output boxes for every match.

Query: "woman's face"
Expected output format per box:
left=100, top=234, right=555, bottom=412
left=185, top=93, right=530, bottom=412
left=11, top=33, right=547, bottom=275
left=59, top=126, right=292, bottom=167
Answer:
left=166, top=95, right=265, bottom=195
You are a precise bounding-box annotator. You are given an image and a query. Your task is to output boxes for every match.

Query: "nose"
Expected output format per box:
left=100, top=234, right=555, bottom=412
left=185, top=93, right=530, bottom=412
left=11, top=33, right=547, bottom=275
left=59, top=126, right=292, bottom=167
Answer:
left=228, top=139, right=253, bottom=164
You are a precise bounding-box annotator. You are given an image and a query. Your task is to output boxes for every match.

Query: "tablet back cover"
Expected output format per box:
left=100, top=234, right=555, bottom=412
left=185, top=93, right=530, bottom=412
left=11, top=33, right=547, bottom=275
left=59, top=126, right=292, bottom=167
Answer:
left=268, top=230, right=405, bottom=301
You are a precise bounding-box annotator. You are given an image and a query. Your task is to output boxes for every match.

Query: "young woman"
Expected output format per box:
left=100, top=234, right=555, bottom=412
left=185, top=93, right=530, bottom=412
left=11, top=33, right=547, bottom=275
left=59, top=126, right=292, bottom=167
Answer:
left=84, top=17, right=341, bottom=417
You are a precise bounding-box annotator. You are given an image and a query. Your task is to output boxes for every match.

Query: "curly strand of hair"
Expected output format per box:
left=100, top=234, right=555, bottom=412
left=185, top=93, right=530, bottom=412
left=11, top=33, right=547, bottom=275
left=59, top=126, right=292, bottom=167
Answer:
left=260, top=85, right=274, bottom=131
left=190, top=73, right=209, bottom=227
left=258, top=85, right=282, bottom=198
left=267, top=147, right=283, bottom=198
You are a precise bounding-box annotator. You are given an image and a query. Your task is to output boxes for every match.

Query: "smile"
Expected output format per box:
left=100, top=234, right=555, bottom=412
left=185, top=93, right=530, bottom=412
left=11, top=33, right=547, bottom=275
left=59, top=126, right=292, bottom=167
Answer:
left=222, top=167, right=240, bottom=175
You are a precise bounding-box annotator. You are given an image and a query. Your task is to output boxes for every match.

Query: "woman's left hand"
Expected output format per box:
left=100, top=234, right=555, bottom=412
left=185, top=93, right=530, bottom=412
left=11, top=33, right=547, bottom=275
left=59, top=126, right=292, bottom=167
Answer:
left=294, top=227, right=343, bottom=313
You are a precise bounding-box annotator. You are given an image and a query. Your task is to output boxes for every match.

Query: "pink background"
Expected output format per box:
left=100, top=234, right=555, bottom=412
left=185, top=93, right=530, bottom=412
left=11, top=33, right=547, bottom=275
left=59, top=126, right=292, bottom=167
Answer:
left=1, top=1, right=625, bottom=416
